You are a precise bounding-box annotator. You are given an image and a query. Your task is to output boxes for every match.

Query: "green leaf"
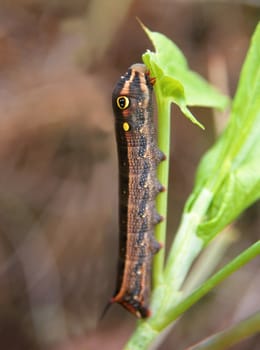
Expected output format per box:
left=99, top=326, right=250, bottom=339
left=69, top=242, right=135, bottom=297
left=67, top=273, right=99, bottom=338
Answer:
left=186, top=22, right=260, bottom=241
left=141, top=23, right=229, bottom=117
left=143, top=52, right=204, bottom=128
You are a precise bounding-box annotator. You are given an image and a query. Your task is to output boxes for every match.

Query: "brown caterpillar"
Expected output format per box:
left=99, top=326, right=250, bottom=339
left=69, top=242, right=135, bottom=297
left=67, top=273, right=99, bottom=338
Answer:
left=111, top=63, right=165, bottom=318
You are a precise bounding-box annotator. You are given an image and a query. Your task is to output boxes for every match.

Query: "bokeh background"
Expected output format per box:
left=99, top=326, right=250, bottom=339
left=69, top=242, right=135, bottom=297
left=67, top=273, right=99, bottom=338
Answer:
left=0, top=1, right=259, bottom=349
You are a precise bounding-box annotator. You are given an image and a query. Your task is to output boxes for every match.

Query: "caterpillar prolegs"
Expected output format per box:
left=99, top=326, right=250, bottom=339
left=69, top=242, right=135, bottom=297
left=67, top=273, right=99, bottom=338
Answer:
left=111, top=64, right=165, bottom=318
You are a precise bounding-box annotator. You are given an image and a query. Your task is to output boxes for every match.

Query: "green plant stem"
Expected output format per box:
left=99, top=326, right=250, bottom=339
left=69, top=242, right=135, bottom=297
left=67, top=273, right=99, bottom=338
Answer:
left=153, top=97, right=171, bottom=286
left=186, top=311, right=260, bottom=350
left=164, top=188, right=212, bottom=290
left=124, top=241, right=260, bottom=349
left=152, top=241, right=260, bottom=331
left=183, top=228, right=238, bottom=293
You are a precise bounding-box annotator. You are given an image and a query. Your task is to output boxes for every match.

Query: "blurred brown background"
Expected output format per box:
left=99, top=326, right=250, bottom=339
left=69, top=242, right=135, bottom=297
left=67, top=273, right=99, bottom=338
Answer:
left=0, top=1, right=259, bottom=349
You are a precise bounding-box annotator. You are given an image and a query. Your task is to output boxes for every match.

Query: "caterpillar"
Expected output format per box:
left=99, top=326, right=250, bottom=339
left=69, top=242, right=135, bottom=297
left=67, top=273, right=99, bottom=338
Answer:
left=111, top=63, right=165, bottom=318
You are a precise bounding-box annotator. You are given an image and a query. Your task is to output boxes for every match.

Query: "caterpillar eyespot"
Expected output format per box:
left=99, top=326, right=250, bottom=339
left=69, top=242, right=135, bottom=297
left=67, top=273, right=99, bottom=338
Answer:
left=109, top=63, right=165, bottom=319
left=116, top=96, right=130, bottom=110
left=122, top=122, right=130, bottom=132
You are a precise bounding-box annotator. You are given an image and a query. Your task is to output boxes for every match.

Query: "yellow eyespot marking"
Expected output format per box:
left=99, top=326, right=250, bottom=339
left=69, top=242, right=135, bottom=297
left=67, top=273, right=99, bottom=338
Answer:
left=117, top=96, right=130, bottom=110
left=123, top=122, right=130, bottom=132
